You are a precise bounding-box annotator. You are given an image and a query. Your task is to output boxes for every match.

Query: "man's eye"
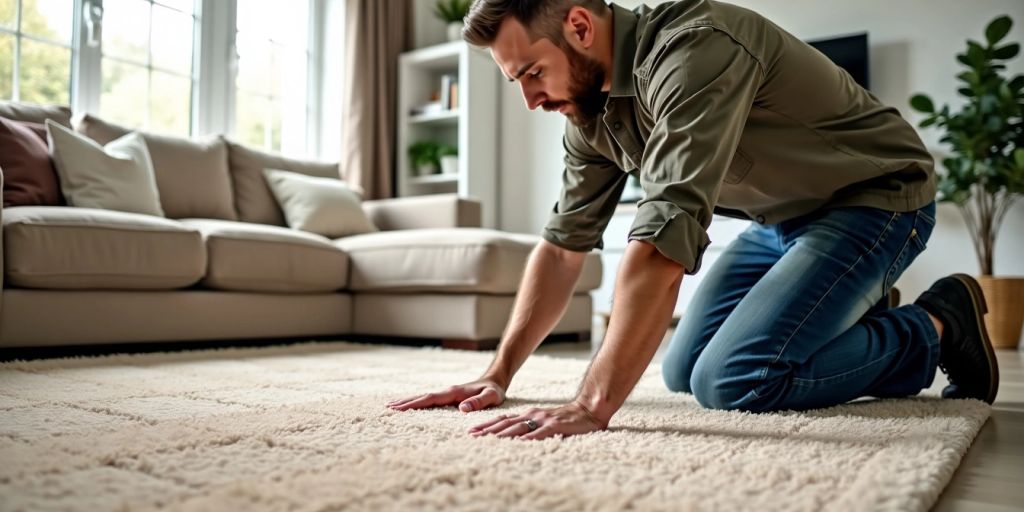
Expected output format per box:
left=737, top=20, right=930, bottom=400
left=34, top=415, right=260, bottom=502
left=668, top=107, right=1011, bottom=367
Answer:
left=530, top=70, right=542, bottom=79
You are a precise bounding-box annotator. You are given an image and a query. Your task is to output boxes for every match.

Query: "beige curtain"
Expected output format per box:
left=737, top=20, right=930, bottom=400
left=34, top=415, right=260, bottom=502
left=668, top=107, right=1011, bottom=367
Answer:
left=340, top=0, right=412, bottom=200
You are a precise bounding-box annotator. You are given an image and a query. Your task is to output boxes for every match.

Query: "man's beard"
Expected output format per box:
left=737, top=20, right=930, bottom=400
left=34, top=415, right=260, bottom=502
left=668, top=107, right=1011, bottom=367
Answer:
left=541, top=46, right=608, bottom=128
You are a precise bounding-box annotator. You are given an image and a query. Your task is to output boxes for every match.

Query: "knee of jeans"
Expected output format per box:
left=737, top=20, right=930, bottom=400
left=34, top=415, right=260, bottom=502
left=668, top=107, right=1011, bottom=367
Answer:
left=689, top=364, right=756, bottom=411
left=662, top=361, right=694, bottom=393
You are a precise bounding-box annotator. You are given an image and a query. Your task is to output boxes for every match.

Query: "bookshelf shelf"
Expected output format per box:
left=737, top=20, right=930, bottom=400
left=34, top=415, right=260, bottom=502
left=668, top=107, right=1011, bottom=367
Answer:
left=397, top=41, right=499, bottom=228
left=410, top=172, right=459, bottom=185
left=409, top=110, right=460, bottom=126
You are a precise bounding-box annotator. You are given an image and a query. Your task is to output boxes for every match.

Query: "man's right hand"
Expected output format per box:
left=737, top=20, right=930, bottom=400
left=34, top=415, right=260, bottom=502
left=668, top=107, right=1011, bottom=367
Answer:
left=386, top=378, right=507, bottom=413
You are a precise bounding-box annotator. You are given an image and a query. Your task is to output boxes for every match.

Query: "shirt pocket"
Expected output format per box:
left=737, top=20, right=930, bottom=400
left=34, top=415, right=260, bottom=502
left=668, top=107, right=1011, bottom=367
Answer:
left=723, top=147, right=753, bottom=185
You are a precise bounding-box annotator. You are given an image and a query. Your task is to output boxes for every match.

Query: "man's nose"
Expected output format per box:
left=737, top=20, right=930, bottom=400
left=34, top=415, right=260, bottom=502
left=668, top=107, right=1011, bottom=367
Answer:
left=520, top=83, right=545, bottom=110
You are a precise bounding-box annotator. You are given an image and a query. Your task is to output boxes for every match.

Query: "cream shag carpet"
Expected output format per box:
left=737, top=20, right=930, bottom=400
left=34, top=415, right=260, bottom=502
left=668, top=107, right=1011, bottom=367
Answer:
left=0, top=341, right=989, bottom=511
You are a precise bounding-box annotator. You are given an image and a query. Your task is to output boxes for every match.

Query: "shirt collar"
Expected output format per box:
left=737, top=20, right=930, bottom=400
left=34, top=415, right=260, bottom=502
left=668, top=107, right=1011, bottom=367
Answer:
left=608, top=2, right=639, bottom=98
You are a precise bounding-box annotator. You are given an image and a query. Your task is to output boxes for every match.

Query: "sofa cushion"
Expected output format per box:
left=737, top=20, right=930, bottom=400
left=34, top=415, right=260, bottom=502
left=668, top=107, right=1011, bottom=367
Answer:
left=3, top=206, right=206, bottom=290
left=73, top=113, right=237, bottom=221
left=46, top=120, right=165, bottom=217
left=0, top=101, right=73, bottom=128
left=263, top=168, right=377, bottom=238
left=225, top=138, right=341, bottom=226
left=179, top=219, right=349, bottom=293
left=334, top=228, right=603, bottom=294
left=0, top=117, right=64, bottom=207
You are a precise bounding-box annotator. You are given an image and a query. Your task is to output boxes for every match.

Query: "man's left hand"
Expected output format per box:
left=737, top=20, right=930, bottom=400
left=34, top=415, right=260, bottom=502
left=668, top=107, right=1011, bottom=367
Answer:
left=468, top=401, right=608, bottom=440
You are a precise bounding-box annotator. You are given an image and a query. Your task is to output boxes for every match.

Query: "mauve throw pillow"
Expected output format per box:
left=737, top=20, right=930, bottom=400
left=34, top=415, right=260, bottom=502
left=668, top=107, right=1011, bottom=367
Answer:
left=0, top=117, right=64, bottom=207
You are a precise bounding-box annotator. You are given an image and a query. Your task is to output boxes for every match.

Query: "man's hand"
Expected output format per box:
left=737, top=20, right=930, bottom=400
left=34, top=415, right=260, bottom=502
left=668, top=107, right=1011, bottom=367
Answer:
left=468, top=400, right=608, bottom=441
left=387, top=378, right=506, bottom=413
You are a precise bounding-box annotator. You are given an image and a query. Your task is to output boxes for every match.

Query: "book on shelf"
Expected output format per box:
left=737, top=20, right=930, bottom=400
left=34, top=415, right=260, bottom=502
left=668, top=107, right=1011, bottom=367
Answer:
left=440, top=73, right=459, bottom=110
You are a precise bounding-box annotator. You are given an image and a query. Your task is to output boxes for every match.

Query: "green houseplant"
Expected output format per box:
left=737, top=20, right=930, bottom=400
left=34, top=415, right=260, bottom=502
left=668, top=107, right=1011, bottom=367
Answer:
left=910, top=15, right=1024, bottom=348
left=408, top=141, right=442, bottom=176
left=434, top=0, right=472, bottom=42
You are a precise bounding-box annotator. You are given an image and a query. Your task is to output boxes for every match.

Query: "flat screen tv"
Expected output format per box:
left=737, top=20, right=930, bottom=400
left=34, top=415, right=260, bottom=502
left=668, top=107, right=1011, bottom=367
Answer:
left=806, top=33, right=870, bottom=90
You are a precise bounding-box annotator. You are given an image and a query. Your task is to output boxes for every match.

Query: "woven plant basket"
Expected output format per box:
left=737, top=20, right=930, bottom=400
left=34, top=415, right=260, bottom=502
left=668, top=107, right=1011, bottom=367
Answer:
left=978, top=276, right=1024, bottom=349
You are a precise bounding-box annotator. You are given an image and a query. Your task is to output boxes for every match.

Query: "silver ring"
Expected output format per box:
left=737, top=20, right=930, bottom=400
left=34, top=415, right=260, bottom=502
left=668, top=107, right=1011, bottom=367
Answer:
left=524, top=418, right=539, bottom=431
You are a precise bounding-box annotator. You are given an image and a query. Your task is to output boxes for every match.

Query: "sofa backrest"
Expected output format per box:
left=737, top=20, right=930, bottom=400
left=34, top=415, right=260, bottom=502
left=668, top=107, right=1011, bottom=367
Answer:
left=74, top=113, right=236, bottom=221
left=223, top=138, right=342, bottom=226
left=0, top=101, right=72, bottom=128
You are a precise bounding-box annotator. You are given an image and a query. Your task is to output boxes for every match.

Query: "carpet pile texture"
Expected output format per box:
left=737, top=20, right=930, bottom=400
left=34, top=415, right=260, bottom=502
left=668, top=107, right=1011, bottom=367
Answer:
left=0, top=341, right=990, bottom=511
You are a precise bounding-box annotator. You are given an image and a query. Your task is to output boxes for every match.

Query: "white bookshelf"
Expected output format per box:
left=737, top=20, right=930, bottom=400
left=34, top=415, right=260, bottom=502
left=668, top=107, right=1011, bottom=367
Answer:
left=396, top=41, right=500, bottom=228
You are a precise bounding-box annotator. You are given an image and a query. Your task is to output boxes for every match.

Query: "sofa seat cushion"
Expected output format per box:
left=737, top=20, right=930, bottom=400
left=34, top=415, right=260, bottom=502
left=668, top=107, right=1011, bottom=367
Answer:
left=334, top=228, right=603, bottom=293
left=179, top=219, right=348, bottom=293
left=3, top=206, right=206, bottom=290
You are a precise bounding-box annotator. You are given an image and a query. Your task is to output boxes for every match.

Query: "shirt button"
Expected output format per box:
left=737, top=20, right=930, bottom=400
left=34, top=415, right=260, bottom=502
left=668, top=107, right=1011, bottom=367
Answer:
left=613, top=122, right=623, bottom=130
left=756, top=215, right=766, bottom=224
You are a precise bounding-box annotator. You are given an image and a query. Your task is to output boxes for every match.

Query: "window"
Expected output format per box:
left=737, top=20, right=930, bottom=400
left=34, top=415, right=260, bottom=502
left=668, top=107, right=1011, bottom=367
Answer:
left=0, top=0, right=75, bottom=104
left=99, top=0, right=197, bottom=135
left=234, top=0, right=311, bottom=155
left=1, top=0, right=327, bottom=158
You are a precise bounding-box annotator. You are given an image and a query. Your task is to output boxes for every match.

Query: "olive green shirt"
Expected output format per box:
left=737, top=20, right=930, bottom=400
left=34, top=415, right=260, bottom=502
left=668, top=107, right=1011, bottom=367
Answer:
left=541, top=0, right=935, bottom=274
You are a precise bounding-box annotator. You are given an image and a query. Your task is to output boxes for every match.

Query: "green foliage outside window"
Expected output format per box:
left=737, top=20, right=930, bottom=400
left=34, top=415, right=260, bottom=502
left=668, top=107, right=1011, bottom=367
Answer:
left=0, top=0, right=73, bottom=105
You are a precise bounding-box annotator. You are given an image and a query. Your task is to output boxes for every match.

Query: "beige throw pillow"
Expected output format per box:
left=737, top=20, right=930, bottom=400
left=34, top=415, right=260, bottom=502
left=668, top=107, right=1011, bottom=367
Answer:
left=73, top=113, right=236, bottom=220
left=46, top=119, right=164, bottom=217
left=263, top=168, right=377, bottom=238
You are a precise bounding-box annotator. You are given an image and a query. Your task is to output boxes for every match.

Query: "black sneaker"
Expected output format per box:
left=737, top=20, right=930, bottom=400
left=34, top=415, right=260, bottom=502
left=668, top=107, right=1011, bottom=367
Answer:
left=914, top=273, right=999, bottom=404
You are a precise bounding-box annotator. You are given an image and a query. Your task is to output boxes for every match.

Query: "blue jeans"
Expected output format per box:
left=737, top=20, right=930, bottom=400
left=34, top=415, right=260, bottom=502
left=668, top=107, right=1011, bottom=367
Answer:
left=662, top=201, right=940, bottom=412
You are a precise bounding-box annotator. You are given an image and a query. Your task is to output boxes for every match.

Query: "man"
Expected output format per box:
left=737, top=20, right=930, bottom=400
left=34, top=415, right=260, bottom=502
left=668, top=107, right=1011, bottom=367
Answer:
left=386, top=0, right=999, bottom=441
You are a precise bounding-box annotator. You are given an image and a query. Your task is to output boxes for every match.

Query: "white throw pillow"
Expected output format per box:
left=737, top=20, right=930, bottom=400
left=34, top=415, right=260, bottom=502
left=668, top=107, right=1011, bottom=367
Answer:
left=46, top=119, right=164, bottom=217
left=262, top=168, right=378, bottom=238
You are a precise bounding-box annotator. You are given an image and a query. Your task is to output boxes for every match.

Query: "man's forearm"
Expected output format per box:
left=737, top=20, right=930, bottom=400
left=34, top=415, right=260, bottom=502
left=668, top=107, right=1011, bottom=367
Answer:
left=483, top=240, right=586, bottom=389
left=575, top=240, right=685, bottom=426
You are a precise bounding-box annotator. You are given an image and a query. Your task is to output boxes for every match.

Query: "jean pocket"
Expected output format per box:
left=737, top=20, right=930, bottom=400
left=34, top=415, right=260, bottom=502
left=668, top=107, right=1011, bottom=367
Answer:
left=885, top=225, right=928, bottom=290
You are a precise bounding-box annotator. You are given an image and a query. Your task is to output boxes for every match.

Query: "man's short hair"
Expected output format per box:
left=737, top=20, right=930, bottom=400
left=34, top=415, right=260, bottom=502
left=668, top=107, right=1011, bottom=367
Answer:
left=462, top=0, right=609, bottom=49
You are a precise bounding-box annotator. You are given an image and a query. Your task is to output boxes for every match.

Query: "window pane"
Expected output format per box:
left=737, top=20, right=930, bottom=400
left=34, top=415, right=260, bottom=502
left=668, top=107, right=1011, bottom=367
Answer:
left=235, top=0, right=309, bottom=156
left=0, top=33, right=12, bottom=99
left=21, top=0, right=73, bottom=44
left=1, top=0, right=15, bottom=28
left=149, top=71, right=190, bottom=135
left=269, top=0, right=308, bottom=47
left=101, top=59, right=147, bottom=128
left=151, top=4, right=192, bottom=74
left=236, top=91, right=269, bottom=149
left=269, top=97, right=281, bottom=151
left=19, top=39, right=70, bottom=104
left=235, top=33, right=275, bottom=95
left=103, top=0, right=150, bottom=64
left=155, top=0, right=193, bottom=16
left=235, top=0, right=272, bottom=36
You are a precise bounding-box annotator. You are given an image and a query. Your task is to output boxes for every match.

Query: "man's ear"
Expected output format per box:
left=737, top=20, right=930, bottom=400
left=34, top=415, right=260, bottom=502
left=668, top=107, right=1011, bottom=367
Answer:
left=564, top=6, right=595, bottom=50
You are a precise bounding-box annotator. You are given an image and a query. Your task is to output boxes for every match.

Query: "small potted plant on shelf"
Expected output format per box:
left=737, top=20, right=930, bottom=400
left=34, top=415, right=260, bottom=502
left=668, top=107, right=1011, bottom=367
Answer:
left=434, top=0, right=472, bottom=42
left=910, top=14, right=1024, bottom=348
left=408, top=141, right=442, bottom=176
left=438, top=145, right=458, bottom=175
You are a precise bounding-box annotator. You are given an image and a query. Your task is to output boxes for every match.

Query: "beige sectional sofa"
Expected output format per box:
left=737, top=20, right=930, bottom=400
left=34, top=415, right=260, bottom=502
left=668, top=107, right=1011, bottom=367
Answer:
left=0, top=102, right=602, bottom=350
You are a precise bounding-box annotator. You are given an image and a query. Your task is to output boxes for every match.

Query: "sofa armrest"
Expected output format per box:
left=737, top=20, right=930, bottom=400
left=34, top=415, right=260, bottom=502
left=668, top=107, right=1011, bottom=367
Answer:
left=362, top=193, right=482, bottom=230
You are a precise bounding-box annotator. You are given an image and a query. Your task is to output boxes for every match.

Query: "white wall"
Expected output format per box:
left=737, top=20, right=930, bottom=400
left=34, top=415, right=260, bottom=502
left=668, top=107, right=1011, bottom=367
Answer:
left=492, top=0, right=1024, bottom=306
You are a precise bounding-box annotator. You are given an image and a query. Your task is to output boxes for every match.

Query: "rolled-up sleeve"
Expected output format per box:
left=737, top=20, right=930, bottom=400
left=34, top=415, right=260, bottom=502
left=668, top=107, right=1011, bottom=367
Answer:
left=629, top=27, right=763, bottom=274
left=541, top=123, right=629, bottom=252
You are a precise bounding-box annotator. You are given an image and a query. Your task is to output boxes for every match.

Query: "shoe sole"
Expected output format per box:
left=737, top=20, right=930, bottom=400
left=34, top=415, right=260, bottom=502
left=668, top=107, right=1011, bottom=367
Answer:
left=950, top=273, right=1000, bottom=404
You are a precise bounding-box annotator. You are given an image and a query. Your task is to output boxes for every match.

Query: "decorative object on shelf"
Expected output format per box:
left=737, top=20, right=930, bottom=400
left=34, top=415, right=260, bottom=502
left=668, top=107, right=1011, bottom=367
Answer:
left=408, top=141, right=457, bottom=177
left=409, top=101, right=444, bottom=117
left=910, top=15, right=1024, bottom=348
left=434, top=0, right=471, bottom=42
